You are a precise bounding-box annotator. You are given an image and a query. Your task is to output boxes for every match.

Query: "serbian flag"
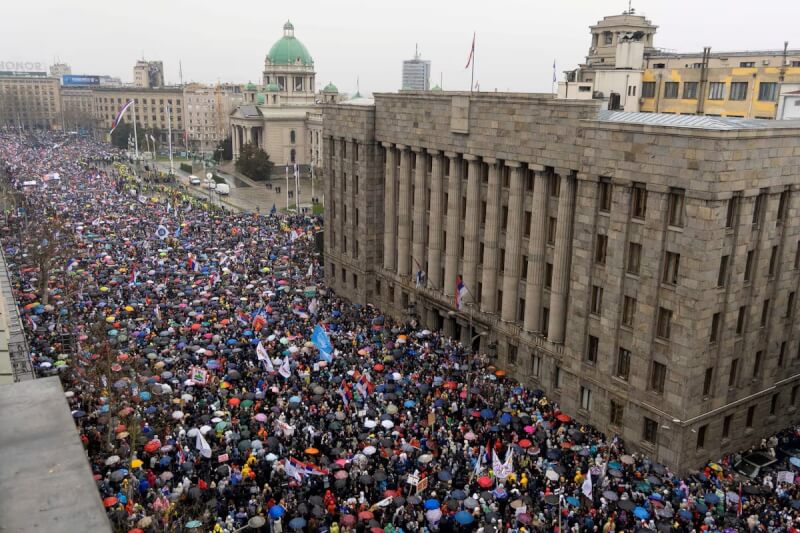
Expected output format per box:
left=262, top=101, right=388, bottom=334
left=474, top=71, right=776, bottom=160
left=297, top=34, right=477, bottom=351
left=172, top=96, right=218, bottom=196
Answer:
left=455, top=275, right=468, bottom=310
left=110, top=100, right=133, bottom=135
left=465, top=32, right=476, bottom=69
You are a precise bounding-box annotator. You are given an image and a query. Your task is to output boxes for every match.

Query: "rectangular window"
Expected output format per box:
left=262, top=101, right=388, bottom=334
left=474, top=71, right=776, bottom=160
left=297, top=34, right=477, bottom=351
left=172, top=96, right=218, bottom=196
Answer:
left=710, top=312, right=721, bottom=343
left=761, top=299, right=770, bottom=327
left=795, top=242, right=800, bottom=269
left=627, top=242, right=642, bottom=275
left=777, top=190, right=789, bottom=223
left=753, top=194, right=765, bottom=225
left=508, top=344, right=518, bottom=365
left=722, top=415, right=732, bottom=439
left=501, top=206, right=508, bottom=230
left=547, top=217, right=557, bottom=245
left=598, top=178, right=612, bottom=212
left=744, top=251, right=755, bottom=283
left=729, top=358, right=739, bottom=387
left=616, top=348, right=631, bottom=380
left=740, top=61, right=756, bottom=68
left=641, top=82, right=656, bottom=98
left=553, top=365, right=563, bottom=389
left=769, top=246, right=779, bottom=277
left=656, top=307, right=672, bottom=340
left=541, top=307, right=549, bottom=333
left=610, top=399, right=624, bottom=426
left=524, top=211, right=532, bottom=237
left=586, top=335, right=599, bottom=364
left=703, top=368, right=714, bottom=396
left=667, top=188, right=685, bottom=227
left=709, top=82, right=726, bottom=100
left=622, top=296, right=635, bottom=327
left=730, top=82, right=748, bottom=101
left=532, top=354, right=541, bottom=377
left=737, top=306, right=747, bottom=335
left=663, top=82, right=679, bottom=99
left=580, top=386, right=592, bottom=410
left=595, top=234, right=608, bottom=264
left=779, top=341, right=787, bottom=367
left=753, top=350, right=764, bottom=378
left=498, top=248, right=505, bottom=272
left=793, top=385, right=800, bottom=405
left=788, top=292, right=796, bottom=318
left=725, top=196, right=738, bottom=228
left=696, top=424, right=707, bottom=449
left=632, top=183, right=647, bottom=219
left=650, top=361, right=667, bottom=393
left=746, top=405, right=756, bottom=427
left=770, top=393, right=779, bottom=415
left=663, top=251, right=680, bottom=285
left=643, top=417, right=658, bottom=444
left=545, top=263, right=553, bottom=289
left=758, top=82, right=778, bottom=102
left=480, top=202, right=487, bottom=224
left=590, top=285, right=603, bottom=315
left=548, top=174, right=560, bottom=197
left=682, top=82, right=698, bottom=99
left=718, top=255, right=729, bottom=287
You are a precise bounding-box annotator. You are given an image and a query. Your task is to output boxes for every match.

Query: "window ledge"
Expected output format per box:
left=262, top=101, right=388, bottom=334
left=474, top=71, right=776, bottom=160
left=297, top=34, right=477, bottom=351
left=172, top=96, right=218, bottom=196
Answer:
left=667, top=225, right=684, bottom=232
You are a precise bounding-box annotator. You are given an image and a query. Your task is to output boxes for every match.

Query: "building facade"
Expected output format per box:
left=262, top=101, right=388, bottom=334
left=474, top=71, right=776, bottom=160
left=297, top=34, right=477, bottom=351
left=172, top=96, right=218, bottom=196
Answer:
left=401, top=49, right=431, bottom=91
left=133, top=60, right=164, bottom=89
left=92, top=87, right=184, bottom=144
left=323, top=91, right=800, bottom=471
left=230, top=21, right=338, bottom=170
left=60, top=87, right=95, bottom=132
left=183, top=83, right=243, bottom=155
left=0, top=72, right=61, bottom=130
left=563, top=10, right=800, bottom=119
left=49, top=62, right=72, bottom=79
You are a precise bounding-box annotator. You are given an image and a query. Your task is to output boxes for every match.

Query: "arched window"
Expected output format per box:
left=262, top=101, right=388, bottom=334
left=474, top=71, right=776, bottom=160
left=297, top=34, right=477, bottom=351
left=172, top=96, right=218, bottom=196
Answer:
left=290, top=149, right=296, bottom=163
left=290, top=130, right=296, bottom=144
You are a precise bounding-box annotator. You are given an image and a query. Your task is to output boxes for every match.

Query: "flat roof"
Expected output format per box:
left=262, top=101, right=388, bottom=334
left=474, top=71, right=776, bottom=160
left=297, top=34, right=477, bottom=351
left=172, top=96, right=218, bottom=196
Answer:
left=0, top=377, right=111, bottom=533
left=596, top=110, right=800, bottom=130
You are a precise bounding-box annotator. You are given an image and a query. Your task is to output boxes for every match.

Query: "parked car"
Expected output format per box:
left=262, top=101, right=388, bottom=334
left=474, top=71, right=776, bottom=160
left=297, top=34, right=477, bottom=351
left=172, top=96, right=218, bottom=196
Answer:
left=215, top=183, right=230, bottom=195
left=189, top=175, right=201, bottom=185
left=733, top=451, right=778, bottom=479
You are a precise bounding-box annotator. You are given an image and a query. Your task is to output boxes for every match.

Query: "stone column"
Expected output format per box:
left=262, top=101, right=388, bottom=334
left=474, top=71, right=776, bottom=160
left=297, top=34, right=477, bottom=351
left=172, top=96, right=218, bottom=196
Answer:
left=480, top=158, right=501, bottom=313
left=427, top=151, right=444, bottom=290
left=412, top=148, right=427, bottom=278
left=547, top=173, right=576, bottom=343
left=231, top=125, right=238, bottom=159
left=462, top=155, right=481, bottom=300
left=382, top=143, right=397, bottom=272
left=524, top=169, right=547, bottom=333
left=396, top=145, right=412, bottom=277
left=443, top=153, right=461, bottom=296
left=501, top=162, right=525, bottom=322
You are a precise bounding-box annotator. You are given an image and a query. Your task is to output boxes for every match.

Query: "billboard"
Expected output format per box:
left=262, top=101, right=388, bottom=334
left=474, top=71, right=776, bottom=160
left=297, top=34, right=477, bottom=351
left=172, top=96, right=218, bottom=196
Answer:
left=63, top=75, right=100, bottom=86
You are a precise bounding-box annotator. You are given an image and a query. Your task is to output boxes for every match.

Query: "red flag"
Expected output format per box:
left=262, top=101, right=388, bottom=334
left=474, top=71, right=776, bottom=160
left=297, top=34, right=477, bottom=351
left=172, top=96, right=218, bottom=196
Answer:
left=465, top=32, right=475, bottom=69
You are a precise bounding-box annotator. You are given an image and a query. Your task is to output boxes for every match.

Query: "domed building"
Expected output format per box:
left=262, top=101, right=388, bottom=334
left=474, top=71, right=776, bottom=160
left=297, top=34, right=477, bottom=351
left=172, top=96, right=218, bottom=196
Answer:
left=230, top=21, right=340, bottom=171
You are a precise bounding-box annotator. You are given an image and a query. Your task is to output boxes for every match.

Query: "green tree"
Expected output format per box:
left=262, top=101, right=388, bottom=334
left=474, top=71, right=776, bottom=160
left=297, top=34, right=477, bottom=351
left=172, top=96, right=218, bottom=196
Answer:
left=110, top=119, right=148, bottom=151
left=213, top=136, right=233, bottom=162
left=235, top=143, right=273, bottom=181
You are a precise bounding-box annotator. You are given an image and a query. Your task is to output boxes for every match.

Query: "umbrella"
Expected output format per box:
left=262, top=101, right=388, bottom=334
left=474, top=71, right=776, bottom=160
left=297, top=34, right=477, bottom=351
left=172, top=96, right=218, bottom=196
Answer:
left=288, top=517, right=306, bottom=530
left=454, top=510, right=474, bottom=525
left=478, top=476, right=493, bottom=488
left=451, top=489, right=467, bottom=500
left=464, top=497, right=479, bottom=509
left=704, top=493, right=720, bottom=505
left=269, top=505, right=286, bottom=519
left=424, top=498, right=440, bottom=510
left=358, top=511, right=374, bottom=520
left=634, top=507, right=650, bottom=520
left=618, top=500, right=635, bottom=511
left=437, top=470, right=452, bottom=481
left=602, top=490, right=619, bottom=501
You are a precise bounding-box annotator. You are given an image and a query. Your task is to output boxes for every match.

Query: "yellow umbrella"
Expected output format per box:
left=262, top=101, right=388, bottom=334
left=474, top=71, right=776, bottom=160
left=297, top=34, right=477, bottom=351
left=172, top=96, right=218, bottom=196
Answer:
left=105, top=316, right=115, bottom=323
left=131, top=459, right=143, bottom=469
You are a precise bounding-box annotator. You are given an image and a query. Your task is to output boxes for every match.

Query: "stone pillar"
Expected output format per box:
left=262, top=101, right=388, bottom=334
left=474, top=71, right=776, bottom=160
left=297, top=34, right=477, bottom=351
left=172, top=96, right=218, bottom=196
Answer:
left=501, top=162, right=525, bottom=322
left=427, top=151, right=444, bottom=290
left=443, top=153, right=462, bottom=296
left=462, top=155, right=481, bottom=300
left=524, top=170, right=547, bottom=333
left=396, top=145, right=412, bottom=277
left=412, top=148, right=427, bottom=278
left=547, top=173, right=576, bottom=343
left=382, top=143, right=397, bottom=272
left=480, top=158, right=501, bottom=313
left=231, top=125, right=238, bottom=159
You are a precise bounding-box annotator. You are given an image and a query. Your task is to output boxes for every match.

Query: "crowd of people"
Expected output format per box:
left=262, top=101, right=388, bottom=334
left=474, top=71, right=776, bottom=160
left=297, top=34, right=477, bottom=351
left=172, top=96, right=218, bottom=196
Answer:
left=3, top=131, right=800, bottom=533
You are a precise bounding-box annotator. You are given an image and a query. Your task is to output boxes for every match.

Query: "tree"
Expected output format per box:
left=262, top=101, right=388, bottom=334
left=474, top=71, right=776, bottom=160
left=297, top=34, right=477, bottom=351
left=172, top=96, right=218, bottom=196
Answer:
left=213, top=136, right=233, bottom=162
left=109, top=119, right=148, bottom=151
left=235, top=143, right=273, bottom=181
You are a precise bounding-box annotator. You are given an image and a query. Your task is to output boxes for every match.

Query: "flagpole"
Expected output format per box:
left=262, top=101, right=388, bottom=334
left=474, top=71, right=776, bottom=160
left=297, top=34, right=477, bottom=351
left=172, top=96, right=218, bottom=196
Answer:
left=294, top=164, right=299, bottom=212
left=166, top=103, right=174, bottom=176
left=131, top=100, right=139, bottom=163
left=471, top=32, right=476, bottom=95
left=285, top=164, right=289, bottom=211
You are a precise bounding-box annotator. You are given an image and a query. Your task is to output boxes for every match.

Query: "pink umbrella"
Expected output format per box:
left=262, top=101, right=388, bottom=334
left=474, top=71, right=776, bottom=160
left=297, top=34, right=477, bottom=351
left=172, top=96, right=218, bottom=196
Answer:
left=254, top=413, right=267, bottom=422
left=464, top=431, right=476, bottom=441
left=524, top=425, right=535, bottom=434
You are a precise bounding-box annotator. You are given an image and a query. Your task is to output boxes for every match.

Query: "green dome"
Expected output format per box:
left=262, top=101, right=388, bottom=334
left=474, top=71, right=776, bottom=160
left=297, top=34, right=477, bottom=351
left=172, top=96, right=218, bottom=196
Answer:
left=265, top=83, right=281, bottom=92
left=267, top=21, right=313, bottom=66
left=323, top=82, right=338, bottom=93
left=245, top=82, right=257, bottom=91
left=255, top=92, right=266, bottom=105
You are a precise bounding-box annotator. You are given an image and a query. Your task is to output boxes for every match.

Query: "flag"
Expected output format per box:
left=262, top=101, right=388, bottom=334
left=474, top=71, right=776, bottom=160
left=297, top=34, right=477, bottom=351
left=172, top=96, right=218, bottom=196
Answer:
left=415, top=270, right=425, bottom=288
left=553, top=59, right=557, bottom=83
left=187, top=253, right=195, bottom=272
left=356, top=373, right=371, bottom=399
left=455, top=275, right=468, bottom=310
left=307, top=263, right=313, bottom=278
left=493, top=449, right=513, bottom=480
left=195, top=431, right=212, bottom=459
left=252, top=311, right=267, bottom=332
left=270, top=203, right=277, bottom=216
left=492, top=449, right=503, bottom=479
left=312, top=324, right=333, bottom=362
left=256, top=341, right=274, bottom=371
left=278, top=356, right=291, bottom=379
left=582, top=472, right=593, bottom=499
left=173, top=225, right=181, bottom=238
left=308, top=298, right=319, bottom=316
left=338, top=380, right=352, bottom=407
left=284, top=458, right=303, bottom=482
left=110, top=100, right=133, bottom=134
left=465, top=32, right=476, bottom=69
left=155, top=224, right=168, bottom=240
left=473, top=448, right=484, bottom=477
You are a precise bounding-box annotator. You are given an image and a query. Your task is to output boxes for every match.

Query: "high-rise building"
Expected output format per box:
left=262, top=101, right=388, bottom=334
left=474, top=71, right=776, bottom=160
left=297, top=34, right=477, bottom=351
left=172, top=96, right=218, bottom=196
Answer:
left=401, top=46, right=430, bottom=91
left=133, top=60, right=164, bottom=89
left=49, top=62, right=72, bottom=80
left=0, top=71, right=61, bottom=130
left=322, top=91, right=800, bottom=472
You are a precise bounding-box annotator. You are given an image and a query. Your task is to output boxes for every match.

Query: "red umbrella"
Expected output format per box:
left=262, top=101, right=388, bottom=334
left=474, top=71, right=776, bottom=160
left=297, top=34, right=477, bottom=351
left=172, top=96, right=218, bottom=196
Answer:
left=556, top=413, right=571, bottom=423
left=371, top=528, right=384, bottom=533
left=228, top=397, right=240, bottom=407
left=478, top=476, right=492, bottom=489
left=340, top=515, right=356, bottom=526
left=191, top=323, right=201, bottom=331
left=144, top=439, right=161, bottom=453
left=358, top=511, right=374, bottom=520
left=519, top=439, right=532, bottom=449
left=373, top=363, right=384, bottom=372
left=443, top=381, right=457, bottom=390
left=103, top=496, right=118, bottom=507
left=128, top=529, right=145, bottom=533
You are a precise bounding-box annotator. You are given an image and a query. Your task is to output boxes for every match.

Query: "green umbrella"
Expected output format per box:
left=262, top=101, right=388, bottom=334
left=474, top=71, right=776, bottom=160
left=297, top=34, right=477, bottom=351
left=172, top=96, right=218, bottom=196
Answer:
left=215, top=421, right=227, bottom=432
left=240, top=399, right=254, bottom=409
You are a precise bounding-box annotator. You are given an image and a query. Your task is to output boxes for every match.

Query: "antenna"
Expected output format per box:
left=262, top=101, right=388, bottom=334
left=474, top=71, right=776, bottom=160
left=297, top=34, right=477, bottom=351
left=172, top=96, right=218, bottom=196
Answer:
left=415, top=43, right=419, bottom=60
left=179, top=60, right=184, bottom=87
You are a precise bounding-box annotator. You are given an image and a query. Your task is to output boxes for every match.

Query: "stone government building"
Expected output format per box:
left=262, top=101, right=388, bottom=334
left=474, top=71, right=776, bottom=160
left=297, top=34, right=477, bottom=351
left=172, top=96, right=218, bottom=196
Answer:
left=322, top=91, right=800, bottom=471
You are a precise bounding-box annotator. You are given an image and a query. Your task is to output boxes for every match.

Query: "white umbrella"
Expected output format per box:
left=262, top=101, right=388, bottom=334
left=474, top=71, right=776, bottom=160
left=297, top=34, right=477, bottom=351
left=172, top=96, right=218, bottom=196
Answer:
left=363, top=446, right=377, bottom=456
left=200, top=425, right=212, bottom=435
left=187, top=428, right=199, bottom=437
left=172, top=410, right=184, bottom=420
left=364, top=419, right=377, bottom=429
left=381, top=420, right=394, bottom=429
left=545, top=469, right=559, bottom=481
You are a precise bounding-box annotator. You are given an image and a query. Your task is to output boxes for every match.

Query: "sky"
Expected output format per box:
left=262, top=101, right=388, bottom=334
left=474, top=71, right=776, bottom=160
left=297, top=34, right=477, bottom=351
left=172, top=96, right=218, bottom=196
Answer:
left=3, top=0, right=799, bottom=95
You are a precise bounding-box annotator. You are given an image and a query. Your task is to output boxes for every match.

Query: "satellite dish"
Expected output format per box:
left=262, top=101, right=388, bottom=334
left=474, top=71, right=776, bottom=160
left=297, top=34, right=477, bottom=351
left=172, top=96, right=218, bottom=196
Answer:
left=206, top=173, right=213, bottom=180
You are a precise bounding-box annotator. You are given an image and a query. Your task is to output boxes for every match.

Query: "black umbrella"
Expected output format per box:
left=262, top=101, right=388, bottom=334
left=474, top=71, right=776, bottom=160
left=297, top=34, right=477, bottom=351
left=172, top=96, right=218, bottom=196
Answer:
left=618, top=499, right=635, bottom=511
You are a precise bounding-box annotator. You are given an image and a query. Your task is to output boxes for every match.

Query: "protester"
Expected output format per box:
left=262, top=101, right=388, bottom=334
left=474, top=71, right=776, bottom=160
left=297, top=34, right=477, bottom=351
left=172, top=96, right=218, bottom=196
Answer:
left=2, top=131, right=800, bottom=533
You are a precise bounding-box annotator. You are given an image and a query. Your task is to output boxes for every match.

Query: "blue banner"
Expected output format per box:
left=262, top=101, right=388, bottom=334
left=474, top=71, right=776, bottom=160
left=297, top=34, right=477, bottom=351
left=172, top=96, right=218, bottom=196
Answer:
left=312, top=324, right=333, bottom=362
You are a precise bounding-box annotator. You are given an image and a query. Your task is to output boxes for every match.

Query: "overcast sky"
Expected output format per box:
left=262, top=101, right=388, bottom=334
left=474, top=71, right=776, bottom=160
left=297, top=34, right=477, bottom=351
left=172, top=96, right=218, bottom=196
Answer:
left=3, top=0, right=798, bottom=94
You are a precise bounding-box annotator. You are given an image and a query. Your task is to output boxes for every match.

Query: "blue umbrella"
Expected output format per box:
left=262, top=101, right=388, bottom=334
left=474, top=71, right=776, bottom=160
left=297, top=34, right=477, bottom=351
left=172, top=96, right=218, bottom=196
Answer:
left=139, top=391, right=151, bottom=401
left=704, top=493, right=720, bottom=505
left=500, top=413, right=512, bottom=425
left=695, top=502, right=708, bottom=514
left=633, top=506, right=650, bottom=520
left=145, top=406, right=157, bottom=414
left=424, top=498, right=440, bottom=510
left=792, top=500, right=800, bottom=509
left=678, top=509, right=692, bottom=521
left=454, top=510, right=474, bottom=525
left=451, top=489, right=467, bottom=500
left=566, top=496, right=580, bottom=507
left=791, top=457, right=800, bottom=468
left=480, top=408, right=494, bottom=419
left=404, top=400, right=416, bottom=408
left=227, top=338, right=237, bottom=345
left=288, top=517, right=306, bottom=530
left=269, top=505, right=286, bottom=519
left=289, top=396, right=301, bottom=404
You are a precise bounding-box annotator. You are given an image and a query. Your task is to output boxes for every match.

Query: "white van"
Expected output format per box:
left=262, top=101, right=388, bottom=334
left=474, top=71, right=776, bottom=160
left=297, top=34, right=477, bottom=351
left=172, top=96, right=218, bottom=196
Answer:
left=189, top=175, right=201, bottom=185
left=215, top=183, right=230, bottom=195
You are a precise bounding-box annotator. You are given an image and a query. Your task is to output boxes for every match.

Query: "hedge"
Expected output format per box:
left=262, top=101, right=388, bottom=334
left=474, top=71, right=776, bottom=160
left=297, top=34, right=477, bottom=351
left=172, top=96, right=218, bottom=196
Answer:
left=179, top=163, right=192, bottom=173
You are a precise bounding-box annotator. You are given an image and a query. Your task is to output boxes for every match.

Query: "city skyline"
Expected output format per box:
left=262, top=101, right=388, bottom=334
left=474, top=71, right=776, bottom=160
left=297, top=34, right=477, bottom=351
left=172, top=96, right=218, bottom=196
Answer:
left=3, top=0, right=799, bottom=94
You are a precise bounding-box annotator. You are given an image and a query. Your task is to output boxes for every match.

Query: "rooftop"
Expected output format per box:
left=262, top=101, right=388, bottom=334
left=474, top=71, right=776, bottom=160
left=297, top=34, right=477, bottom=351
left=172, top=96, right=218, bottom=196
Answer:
left=0, top=377, right=111, bottom=532
left=596, top=110, right=800, bottom=130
